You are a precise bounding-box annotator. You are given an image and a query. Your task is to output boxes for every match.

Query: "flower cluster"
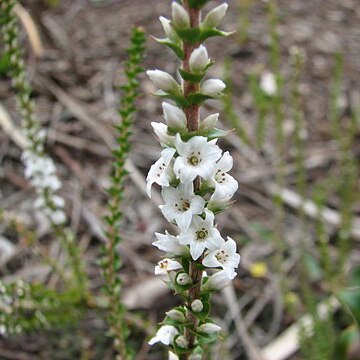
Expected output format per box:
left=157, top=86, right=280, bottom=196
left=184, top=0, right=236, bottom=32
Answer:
left=146, top=1, right=240, bottom=358
left=1, top=1, right=66, bottom=227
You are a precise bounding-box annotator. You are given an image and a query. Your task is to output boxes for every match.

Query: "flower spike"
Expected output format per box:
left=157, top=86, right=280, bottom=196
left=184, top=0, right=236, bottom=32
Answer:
left=146, top=1, right=240, bottom=357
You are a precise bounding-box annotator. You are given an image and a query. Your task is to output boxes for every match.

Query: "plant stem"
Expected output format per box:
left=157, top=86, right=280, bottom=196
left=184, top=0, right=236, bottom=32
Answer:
left=182, top=1, right=202, bottom=355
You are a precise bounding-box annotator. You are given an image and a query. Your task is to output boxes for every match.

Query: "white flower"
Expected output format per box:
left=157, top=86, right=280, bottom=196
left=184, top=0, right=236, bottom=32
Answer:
left=201, top=79, right=226, bottom=97
left=153, top=231, right=189, bottom=256
left=202, top=270, right=231, bottom=291
left=159, top=16, right=174, bottom=38
left=160, top=182, right=205, bottom=231
left=171, top=2, right=190, bottom=29
left=169, top=351, right=180, bottom=360
left=146, top=147, right=176, bottom=198
left=260, top=71, right=277, bottom=96
left=155, top=258, right=182, bottom=275
left=202, top=3, right=228, bottom=29
left=199, top=113, right=219, bottom=132
left=197, top=323, right=221, bottom=334
left=151, top=122, right=175, bottom=147
left=191, top=299, right=204, bottom=313
left=189, top=45, right=210, bottom=73
left=179, top=209, right=224, bottom=260
left=162, top=102, right=187, bottom=131
left=176, top=273, right=193, bottom=286
left=174, top=134, right=221, bottom=182
left=149, top=325, right=178, bottom=345
left=202, top=237, right=240, bottom=279
left=166, top=309, right=186, bottom=322
left=209, top=151, right=238, bottom=202
left=146, top=70, right=180, bottom=93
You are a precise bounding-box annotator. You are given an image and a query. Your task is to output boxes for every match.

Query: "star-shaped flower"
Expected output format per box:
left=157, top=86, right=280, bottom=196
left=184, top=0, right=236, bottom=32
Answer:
left=146, top=147, right=176, bottom=198
left=209, top=151, right=238, bottom=202
left=179, top=209, right=224, bottom=260
left=202, top=237, right=240, bottom=279
left=174, top=134, right=221, bottom=182
left=160, top=182, right=205, bottom=231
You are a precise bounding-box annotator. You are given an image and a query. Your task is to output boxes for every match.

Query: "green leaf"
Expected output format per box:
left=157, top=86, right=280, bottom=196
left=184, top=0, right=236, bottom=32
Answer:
left=207, top=128, right=233, bottom=140
left=179, top=68, right=205, bottom=83
left=338, top=287, right=360, bottom=328
left=175, top=27, right=202, bottom=44
left=152, top=37, right=184, bottom=59
left=333, top=326, right=360, bottom=360
left=199, top=29, right=234, bottom=42
left=155, top=90, right=190, bottom=108
left=186, top=92, right=214, bottom=106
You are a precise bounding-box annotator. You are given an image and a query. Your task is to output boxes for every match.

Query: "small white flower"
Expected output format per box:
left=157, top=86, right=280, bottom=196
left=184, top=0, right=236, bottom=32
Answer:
left=151, top=122, right=175, bottom=147
left=153, top=231, right=189, bottom=256
left=209, top=151, right=238, bottom=202
left=175, top=335, right=189, bottom=348
left=197, top=323, right=221, bottom=334
left=202, top=3, right=228, bottom=29
left=149, top=325, right=178, bottom=345
left=179, top=209, right=224, bottom=260
left=171, top=2, right=190, bottom=29
left=159, top=16, right=174, bottom=38
left=176, top=273, right=193, bottom=286
left=166, top=309, right=186, bottom=322
left=201, top=79, right=226, bottom=97
left=146, top=147, right=176, bottom=198
left=155, top=258, right=182, bottom=275
left=162, top=102, right=187, bottom=131
left=146, top=70, right=180, bottom=93
left=189, top=45, right=210, bottom=73
left=169, top=351, right=179, bottom=360
left=160, top=182, right=205, bottom=231
left=174, top=134, right=222, bottom=182
left=202, top=237, right=240, bottom=279
left=260, top=71, right=277, bottom=96
left=202, top=270, right=231, bottom=291
left=191, top=299, right=204, bottom=313
left=199, top=113, right=219, bottom=132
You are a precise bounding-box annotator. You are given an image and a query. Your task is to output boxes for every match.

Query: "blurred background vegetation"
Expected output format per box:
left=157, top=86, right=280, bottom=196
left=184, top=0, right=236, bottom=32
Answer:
left=0, top=0, right=360, bottom=359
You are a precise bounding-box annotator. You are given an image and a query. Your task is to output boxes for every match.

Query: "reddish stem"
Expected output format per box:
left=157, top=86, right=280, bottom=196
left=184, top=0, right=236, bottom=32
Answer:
left=182, top=1, right=203, bottom=357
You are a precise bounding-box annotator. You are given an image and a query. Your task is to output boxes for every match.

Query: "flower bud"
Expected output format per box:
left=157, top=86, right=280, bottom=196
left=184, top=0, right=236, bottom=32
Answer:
left=151, top=122, right=175, bottom=146
left=191, top=299, right=204, bottom=313
left=197, top=323, right=221, bottom=334
left=162, top=102, right=187, bottom=131
left=202, top=3, right=228, bottom=29
left=159, top=16, right=174, bottom=38
left=172, top=2, right=190, bottom=29
left=189, top=45, right=210, bottom=73
left=199, top=113, right=219, bottom=132
left=201, top=79, right=226, bottom=97
left=146, top=70, right=180, bottom=93
left=202, top=270, right=231, bottom=291
left=166, top=309, right=186, bottom=322
left=176, top=273, right=193, bottom=286
left=175, top=335, right=189, bottom=348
